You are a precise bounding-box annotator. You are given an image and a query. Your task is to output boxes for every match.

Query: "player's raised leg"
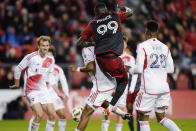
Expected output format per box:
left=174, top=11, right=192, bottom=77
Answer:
left=156, top=108, right=181, bottom=131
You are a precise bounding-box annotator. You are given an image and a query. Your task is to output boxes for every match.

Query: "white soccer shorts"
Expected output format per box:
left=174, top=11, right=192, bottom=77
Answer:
left=116, top=89, right=127, bottom=107
left=26, top=90, right=53, bottom=106
left=86, top=89, right=114, bottom=110
left=52, top=96, right=65, bottom=111
left=135, top=91, right=170, bottom=113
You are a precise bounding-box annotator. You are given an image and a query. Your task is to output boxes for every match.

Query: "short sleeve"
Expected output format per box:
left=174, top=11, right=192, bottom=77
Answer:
left=81, top=22, right=93, bottom=40
left=82, top=47, right=95, bottom=65
left=18, top=55, right=29, bottom=70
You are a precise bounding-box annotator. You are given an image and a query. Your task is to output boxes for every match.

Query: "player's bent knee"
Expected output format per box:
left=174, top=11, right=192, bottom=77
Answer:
left=35, top=112, right=43, bottom=121
left=58, top=113, right=66, bottom=119
left=56, top=109, right=66, bottom=119
left=156, top=113, right=165, bottom=122
left=139, top=112, right=150, bottom=121
left=48, top=110, right=56, bottom=121
left=83, top=105, right=94, bottom=116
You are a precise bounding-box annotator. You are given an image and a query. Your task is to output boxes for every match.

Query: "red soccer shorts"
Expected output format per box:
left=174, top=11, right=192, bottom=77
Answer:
left=96, top=55, right=127, bottom=79
left=126, top=90, right=139, bottom=105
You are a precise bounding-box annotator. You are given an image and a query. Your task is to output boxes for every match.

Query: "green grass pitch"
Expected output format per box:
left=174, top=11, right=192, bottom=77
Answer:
left=0, top=119, right=196, bottom=131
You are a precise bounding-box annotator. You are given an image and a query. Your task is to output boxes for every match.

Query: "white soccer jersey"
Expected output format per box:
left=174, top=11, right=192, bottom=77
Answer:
left=120, top=52, right=138, bottom=93
left=129, top=38, right=174, bottom=94
left=14, top=51, right=55, bottom=95
left=48, top=64, right=69, bottom=98
left=82, top=46, right=116, bottom=92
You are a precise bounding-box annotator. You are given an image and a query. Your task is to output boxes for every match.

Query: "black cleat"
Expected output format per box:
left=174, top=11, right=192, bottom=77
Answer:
left=122, top=114, right=132, bottom=120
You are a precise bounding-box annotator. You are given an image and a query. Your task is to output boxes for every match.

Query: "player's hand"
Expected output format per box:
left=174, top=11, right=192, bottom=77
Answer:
left=125, top=65, right=130, bottom=72
left=117, top=5, right=126, bottom=12
left=69, top=65, right=78, bottom=72
left=58, top=93, right=66, bottom=100
left=9, top=84, right=19, bottom=89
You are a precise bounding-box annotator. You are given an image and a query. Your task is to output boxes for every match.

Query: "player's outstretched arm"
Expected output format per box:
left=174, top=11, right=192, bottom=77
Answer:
left=69, top=61, right=95, bottom=74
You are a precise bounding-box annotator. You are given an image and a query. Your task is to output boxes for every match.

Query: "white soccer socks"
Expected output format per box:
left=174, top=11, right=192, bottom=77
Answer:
left=115, top=123, right=123, bottom=131
left=31, top=122, right=40, bottom=131
left=46, top=120, right=55, bottom=131
left=160, top=117, right=181, bottom=131
left=28, top=115, right=35, bottom=131
left=75, top=128, right=81, bottom=131
left=139, top=121, right=150, bottom=131
left=58, top=119, right=67, bottom=131
left=101, top=120, right=110, bottom=131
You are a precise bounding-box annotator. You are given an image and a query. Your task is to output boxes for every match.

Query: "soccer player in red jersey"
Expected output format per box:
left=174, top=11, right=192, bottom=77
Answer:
left=77, top=3, right=133, bottom=121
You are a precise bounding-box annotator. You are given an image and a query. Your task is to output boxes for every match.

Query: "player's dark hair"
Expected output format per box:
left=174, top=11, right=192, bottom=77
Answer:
left=49, top=45, right=56, bottom=58
left=94, top=3, right=107, bottom=15
left=146, top=20, right=158, bottom=32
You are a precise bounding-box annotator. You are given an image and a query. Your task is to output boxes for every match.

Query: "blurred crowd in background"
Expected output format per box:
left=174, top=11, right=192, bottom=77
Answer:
left=0, top=0, right=195, bottom=90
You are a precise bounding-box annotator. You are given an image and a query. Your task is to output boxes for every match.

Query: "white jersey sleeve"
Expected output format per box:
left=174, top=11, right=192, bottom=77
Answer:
left=129, top=44, right=145, bottom=74
left=59, top=67, right=69, bottom=96
left=14, top=55, right=29, bottom=79
left=82, top=46, right=95, bottom=65
left=128, top=56, right=138, bottom=93
left=48, top=56, right=55, bottom=73
left=166, top=49, right=174, bottom=73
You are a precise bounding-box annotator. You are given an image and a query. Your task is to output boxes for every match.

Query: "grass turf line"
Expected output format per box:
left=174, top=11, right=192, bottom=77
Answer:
left=0, top=119, right=196, bottom=131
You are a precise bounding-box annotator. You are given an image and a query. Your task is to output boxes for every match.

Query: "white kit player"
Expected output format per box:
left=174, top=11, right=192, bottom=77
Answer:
left=28, top=45, right=69, bottom=131
left=70, top=45, right=130, bottom=131
left=127, top=21, right=181, bottom=131
left=48, top=45, right=69, bottom=131
left=101, top=36, right=138, bottom=131
left=10, top=36, right=56, bottom=131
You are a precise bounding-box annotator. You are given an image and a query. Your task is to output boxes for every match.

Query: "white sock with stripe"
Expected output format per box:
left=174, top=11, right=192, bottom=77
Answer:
left=101, top=120, right=110, bottom=131
left=160, top=117, right=181, bottom=131
left=139, top=121, right=150, bottom=131
left=116, top=123, right=123, bottom=131
left=28, top=115, right=34, bottom=131
left=31, top=122, right=40, bottom=131
left=58, top=119, right=66, bottom=131
left=46, top=120, right=55, bottom=131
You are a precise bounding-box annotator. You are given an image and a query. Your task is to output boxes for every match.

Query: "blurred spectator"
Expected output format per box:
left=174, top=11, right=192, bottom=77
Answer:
left=3, top=96, right=27, bottom=119
left=1, top=26, right=19, bottom=46
left=2, top=70, right=14, bottom=88
left=0, top=0, right=195, bottom=89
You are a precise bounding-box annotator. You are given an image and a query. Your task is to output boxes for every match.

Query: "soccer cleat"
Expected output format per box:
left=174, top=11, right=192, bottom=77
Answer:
left=103, top=108, right=110, bottom=117
left=122, top=114, right=132, bottom=120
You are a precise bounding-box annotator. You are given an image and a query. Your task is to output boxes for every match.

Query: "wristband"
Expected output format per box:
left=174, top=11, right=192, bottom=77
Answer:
left=76, top=67, right=81, bottom=72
